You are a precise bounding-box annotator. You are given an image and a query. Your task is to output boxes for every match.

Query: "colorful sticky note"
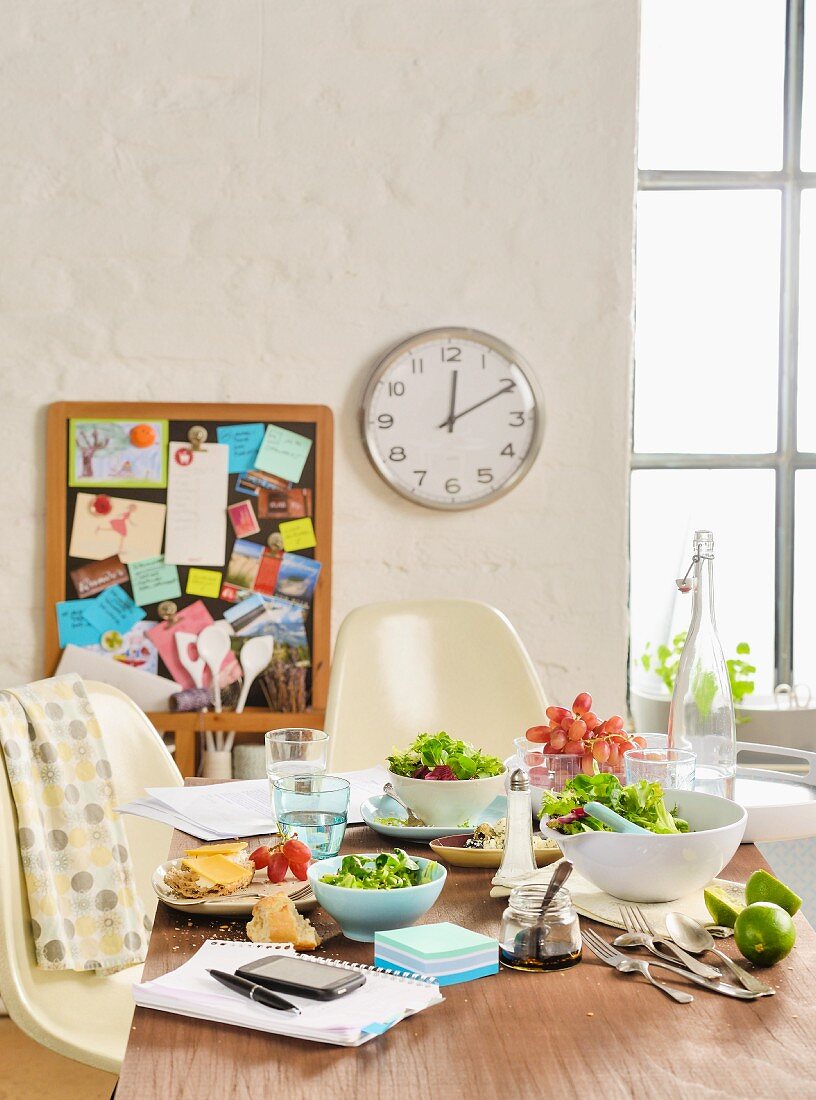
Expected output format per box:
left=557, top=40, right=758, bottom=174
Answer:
left=128, top=556, right=182, bottom=606
left=186, top=568, right=223, bottom=599
left=84, top=584, right=146, bottom=635
left=216, top=423, right=266, bottom=473
left=56, top=601, right=101, bottom=647
left=254, top=425, right=312, bottom=484
left=278, top=517, right=317, bottom=552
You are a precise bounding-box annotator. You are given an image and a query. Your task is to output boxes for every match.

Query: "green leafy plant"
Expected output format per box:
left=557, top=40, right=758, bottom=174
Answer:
left=639, top=635, right=756, bottom=719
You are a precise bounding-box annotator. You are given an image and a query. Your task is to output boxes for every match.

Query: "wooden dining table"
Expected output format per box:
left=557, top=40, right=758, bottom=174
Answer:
left=117, top=812, right=816, bottom=1100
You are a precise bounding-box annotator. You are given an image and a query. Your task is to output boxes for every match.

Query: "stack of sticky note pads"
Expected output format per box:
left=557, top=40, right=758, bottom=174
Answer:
left=374, top=923, right=499, bottom=986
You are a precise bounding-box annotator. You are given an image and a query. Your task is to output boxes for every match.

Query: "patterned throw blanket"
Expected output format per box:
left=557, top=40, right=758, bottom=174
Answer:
left=0, top=674, right=148, bottom=973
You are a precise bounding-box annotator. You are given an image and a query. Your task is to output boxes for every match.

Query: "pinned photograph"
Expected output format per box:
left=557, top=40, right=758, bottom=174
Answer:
left=256, top=488, right=312, bottom=520
left=274, top=553, right=321, bottom=607
left=69, top=419, right=168, bottom=488
left=227, top=500, right=261, bottom=539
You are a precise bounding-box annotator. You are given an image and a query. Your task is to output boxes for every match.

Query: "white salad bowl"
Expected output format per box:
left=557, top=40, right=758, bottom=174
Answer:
left=387, top=769, right=506, bottom=828
left=543, top=789, right=747, bottom=903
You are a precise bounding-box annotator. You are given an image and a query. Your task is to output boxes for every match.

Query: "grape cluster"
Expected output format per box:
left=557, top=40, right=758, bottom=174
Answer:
left=525, top=692, right=646, bottom=778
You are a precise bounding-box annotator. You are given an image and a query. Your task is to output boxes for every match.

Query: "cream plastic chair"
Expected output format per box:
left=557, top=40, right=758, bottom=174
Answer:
left=325, top=600, right=549, bottom=771
left=0, top=680, right=182, bottom=1073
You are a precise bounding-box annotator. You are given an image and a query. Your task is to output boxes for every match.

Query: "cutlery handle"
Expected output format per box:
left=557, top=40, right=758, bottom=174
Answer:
left=653, top=938, right=722, bottom=980
left=712, top=948, right=773, bottom=995
left=649, top=959, right=772, bottom=999
left=641, top=967, right=695, bottom=1004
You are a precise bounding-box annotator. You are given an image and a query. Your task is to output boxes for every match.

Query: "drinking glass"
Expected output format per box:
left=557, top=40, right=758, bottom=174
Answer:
left=265, top=728, right=329, bottom=792
left=272, top=775, right=350, bottom=859
left=624, top=747, right=696, bottom=790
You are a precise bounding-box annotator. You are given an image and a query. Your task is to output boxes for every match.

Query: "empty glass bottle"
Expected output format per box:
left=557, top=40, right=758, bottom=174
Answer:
left=668, top=530, right=736, bottom=799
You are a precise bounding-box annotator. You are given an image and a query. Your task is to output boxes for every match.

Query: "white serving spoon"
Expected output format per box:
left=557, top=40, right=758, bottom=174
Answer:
left=196, top=623, right=232, bottom=715
left=226, top=636, right=275, bottom=752
left=175, top=631, right=211, bottom=758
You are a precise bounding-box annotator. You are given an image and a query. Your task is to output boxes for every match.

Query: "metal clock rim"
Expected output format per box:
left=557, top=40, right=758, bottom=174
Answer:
left=359, top=326, right=545, bottom=511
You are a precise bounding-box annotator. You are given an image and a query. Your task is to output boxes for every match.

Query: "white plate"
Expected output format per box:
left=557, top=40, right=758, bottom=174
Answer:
left=152, top=859, right=317, bottom=916
left=360, top=794, right=506, bottom=842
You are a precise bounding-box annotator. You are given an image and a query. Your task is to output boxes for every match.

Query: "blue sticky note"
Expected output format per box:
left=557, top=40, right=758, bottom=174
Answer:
left=56, top=601, right=101, bottom=647
left=84, top=584, right=146, bottom=635
left=216, top=423, right=265, bottom=474
left=254, top=425, right=312, bottom=483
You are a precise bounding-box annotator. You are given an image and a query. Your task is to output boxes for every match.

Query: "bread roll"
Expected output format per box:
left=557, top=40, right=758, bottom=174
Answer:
left=246, top=893, right=321, bottom=951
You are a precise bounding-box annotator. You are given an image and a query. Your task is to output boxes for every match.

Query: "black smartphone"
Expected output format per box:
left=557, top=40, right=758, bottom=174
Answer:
left=237, top=956, right=366, bottom=1001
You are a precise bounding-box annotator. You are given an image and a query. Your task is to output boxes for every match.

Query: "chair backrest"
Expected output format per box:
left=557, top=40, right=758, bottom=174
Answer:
left=324, top=599, right=548, bottom=771
left=0, top=680, right=182, bottom=1061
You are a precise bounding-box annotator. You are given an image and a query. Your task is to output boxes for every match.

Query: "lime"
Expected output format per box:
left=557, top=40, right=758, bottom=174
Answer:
left=704, top=882, right=746, bottom=928
left=745, top=869, right=802, bottom=917
left=734, top=901, right=796, bottom=967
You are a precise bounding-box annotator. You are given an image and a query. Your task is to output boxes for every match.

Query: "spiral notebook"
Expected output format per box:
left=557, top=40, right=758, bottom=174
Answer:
left=133, top=939, right=443, bottom=1047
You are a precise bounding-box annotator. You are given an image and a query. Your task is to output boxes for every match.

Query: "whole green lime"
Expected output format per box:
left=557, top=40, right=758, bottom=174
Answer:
left=734, top=901, right=796, bottom=967
left=745, top=869, right=802, bottom=916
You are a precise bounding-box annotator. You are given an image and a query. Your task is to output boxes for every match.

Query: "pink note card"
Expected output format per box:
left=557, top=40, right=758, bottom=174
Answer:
left=146, top=601, right=241, bottom=690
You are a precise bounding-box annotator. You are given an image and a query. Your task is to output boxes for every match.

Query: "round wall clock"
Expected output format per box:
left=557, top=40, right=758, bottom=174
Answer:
left=360, top=327, right=543, bottom=510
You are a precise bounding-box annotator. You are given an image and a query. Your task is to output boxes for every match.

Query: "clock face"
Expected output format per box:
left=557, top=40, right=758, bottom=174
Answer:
left=361, top=328, right=543, bottom=510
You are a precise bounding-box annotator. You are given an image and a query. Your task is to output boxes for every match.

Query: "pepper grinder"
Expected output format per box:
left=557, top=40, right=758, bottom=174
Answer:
left=496, top=768, right=537, bottom=881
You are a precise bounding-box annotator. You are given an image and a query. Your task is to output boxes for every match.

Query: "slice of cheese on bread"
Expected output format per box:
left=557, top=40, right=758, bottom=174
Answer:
left=184, top=842, right=248, bottom=858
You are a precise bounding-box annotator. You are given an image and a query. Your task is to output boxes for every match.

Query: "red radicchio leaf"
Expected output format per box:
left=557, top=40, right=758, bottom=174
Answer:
left=424, top=765, right=458, bottom=781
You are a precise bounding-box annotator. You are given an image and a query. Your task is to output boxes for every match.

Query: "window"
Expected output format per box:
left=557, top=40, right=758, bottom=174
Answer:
left=631, top=0, right=814, bottom=698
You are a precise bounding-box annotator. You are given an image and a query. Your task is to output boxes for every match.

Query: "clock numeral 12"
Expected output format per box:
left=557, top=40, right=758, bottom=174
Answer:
left=441, top=347, right=461, bottom=362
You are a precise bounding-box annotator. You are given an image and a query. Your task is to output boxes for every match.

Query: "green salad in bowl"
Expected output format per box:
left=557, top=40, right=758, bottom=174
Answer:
left=386, top=732, right=507, bottom=827
left=542, top=772, right=690, bottom=835
left=319, top=849, right=439, bottom=890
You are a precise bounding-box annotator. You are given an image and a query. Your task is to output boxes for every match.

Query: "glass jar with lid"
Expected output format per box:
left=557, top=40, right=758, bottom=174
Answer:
left=499, top=884, right=582, bottom=971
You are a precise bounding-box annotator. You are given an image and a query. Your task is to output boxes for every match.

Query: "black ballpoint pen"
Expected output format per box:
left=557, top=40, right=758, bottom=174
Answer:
left=207, top=969, right=301, bottom=1015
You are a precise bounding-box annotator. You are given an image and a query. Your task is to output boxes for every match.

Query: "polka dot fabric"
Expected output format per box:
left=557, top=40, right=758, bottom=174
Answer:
left=0, top=674, right=148, bottom=973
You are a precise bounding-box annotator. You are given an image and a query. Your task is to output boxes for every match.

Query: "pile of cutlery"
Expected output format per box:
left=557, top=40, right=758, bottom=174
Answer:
left=581, top=905, right=775, bottom=1003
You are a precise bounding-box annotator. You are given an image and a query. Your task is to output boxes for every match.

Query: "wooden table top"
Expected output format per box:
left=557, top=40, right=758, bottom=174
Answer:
left=117, top=824, right=816, bottom=1100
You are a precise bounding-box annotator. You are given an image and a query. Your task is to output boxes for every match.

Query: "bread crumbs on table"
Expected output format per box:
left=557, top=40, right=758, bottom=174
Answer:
left=587, top=1012, right=594, bottom=1017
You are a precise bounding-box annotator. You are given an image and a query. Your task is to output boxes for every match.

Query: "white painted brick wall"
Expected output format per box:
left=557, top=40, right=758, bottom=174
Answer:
left=0, top=0, right=637, bottom=716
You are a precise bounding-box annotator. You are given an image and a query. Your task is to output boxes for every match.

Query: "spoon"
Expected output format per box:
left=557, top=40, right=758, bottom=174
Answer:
left=513, top=859, right=574, bottom=962
left=584, top=801, right=649, bottom=835
left=666, top=912, right=774, bottom=996
left=235, top=635, right=275, bottom=715
left=196, top=623, right=232, bottom=715
left=382, top=782, right=426, bottom=827
left=612, top=931, right=721, bottom=979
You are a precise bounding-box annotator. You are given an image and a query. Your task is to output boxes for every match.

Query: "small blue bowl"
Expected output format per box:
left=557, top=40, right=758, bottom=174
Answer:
left=307, top=854, right=447, bottom=942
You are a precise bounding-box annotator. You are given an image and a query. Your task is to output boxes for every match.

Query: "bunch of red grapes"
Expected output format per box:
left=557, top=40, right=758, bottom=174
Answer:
left=525, top=692, right=647, bottom=777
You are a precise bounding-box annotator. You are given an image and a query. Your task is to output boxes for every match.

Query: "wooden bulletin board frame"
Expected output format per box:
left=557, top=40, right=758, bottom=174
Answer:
left=45, top=402, right=333, bottom=777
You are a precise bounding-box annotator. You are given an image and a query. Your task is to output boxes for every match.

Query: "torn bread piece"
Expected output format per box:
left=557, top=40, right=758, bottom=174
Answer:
left=246, top=893, right=321, bottom=951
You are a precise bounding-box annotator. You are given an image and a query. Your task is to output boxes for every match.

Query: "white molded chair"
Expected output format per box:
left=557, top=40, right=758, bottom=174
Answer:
left=325, top=600, right=549, bottom=771
left=0, top=680, right=182, bottom=1073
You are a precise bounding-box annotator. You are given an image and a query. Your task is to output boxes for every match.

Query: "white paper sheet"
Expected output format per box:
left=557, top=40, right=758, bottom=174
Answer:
left=164, top=442, right=229, bottom=566
left=57, top=644, right=183, bottom=712
left=120, top=767, right=392, bottom=839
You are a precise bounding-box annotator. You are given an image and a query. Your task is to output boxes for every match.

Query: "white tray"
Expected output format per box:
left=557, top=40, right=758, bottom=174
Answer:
left=736, top=741, right=816, bottom=843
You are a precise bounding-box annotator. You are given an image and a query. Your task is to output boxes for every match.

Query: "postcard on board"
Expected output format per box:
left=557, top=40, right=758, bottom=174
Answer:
left=274, top=553, right=321, bottom=607
left=69, top=493, right=167, bottom=564
left=227, top=500, right=260, bottom=539
left=256, top=488, right=312, bottom=520
left=164, top=442, right=229, bottom=566
left=69, top=555, right=129, bottom=599
left=69, top=419, right=168, bottom=488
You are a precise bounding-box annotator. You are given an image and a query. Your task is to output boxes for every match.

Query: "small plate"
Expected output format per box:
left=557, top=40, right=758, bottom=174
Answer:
left=429, top=833, right=562, bottom=869
left=360, top=794, right=506, bottom=842
left=152, top=859, right=317, bottom=916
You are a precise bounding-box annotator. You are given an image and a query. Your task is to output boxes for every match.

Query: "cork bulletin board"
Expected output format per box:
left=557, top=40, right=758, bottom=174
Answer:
left=45, top=402, right=333, bottom=775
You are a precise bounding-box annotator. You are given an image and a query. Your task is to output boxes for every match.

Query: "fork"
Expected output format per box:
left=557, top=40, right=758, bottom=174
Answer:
left=583, top=927, right=694, bottom=1003
left=617, top=904, right=721, bottom=980
left=583, top=927, right=773, bottom=1000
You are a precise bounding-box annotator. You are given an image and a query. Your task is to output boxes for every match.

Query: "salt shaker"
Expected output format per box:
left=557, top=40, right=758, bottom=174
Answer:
left=496, top=768, right=537, bottom=881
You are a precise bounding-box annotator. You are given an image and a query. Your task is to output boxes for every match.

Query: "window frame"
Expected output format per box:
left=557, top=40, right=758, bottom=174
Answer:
left=633, top=0, right=814, bottom=685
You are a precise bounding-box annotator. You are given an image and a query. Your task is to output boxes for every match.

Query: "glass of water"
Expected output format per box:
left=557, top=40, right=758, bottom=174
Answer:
left=272, top=775, right=350, bottom=859
left=624, top=747, right=697, bottom=790
left=265, top=728, right=329, bottom=787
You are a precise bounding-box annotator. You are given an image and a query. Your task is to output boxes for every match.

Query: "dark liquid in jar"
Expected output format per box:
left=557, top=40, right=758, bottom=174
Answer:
left=499, top=946, right=582, bottom=972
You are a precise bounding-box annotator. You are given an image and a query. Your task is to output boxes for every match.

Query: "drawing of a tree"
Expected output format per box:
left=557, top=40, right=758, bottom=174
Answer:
left=77, top=429, right=110, bottom=478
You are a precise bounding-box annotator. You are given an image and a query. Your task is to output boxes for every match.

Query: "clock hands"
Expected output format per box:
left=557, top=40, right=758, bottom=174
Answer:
left=441, top=369, right=458, bottom=433
left=436, top=381, right=515, bottom=431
